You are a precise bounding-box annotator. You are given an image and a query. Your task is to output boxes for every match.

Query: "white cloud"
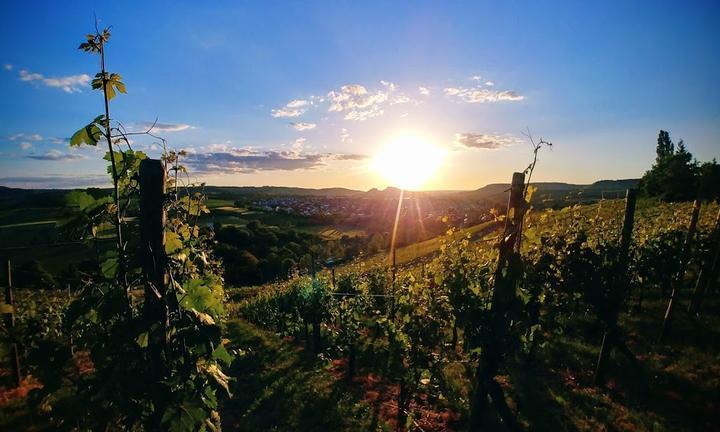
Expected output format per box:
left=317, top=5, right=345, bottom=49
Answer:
left=272, top=99, right=310, bottom=118
left=380, top=80, right=398, bottom=91
left=291, top=122, right=317, bottom=131
left=454, top=133, right=522, bottom=150
left=327, top=84, right=388, bottom=112
left=274, top=81, right=418, bottom=123
left=3, top=64, right=12, bottom=71
left=340, top=128, right=352, bottom=143
left=286, top=99, right=309, bottom=108
left=291, top=137, right=306, bottom=152
left=444, top=86, right=524, bottom=103
left=19, top=69, right=90, bottom=93
left=485, top=81, right=495, bottom=86
left=418, top=86, right=430, bottom=96
left=20, top=142, right=33, bottom=150
left=326, top=83, right=404, bottom=121
left=471, top=75, right=482, bottom=81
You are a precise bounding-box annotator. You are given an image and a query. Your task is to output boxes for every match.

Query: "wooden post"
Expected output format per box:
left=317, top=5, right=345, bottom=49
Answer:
left=469, top=172, right=525, bottom=432
left=689, top=208, right=720, bottom=315
left=594, top=189, right=636, bottom=386
left=139, top=159, right=169, bottom=378
left=4, top=260, right=21, bottom=387
left=67, top=283, right=74, bottom=355
left=659, top=199, right=701, bottom=342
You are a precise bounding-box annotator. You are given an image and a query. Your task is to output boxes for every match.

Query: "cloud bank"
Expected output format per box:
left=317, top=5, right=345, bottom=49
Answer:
left=25, top=150, right=87, bottom=161
left=184, top=146, right=367, bottom=174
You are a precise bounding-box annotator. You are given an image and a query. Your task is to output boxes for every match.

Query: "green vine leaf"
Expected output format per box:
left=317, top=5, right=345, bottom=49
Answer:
left=166, top=231, right=183, bottom=254
left=101, top=256, right=118, bottom=279
left=0, top=302, right=14, bottom=314
left=92, top=72, right=127, bottom=100
left=211, top=344, right=232, bottom=366
left=136, top=332, right=149, bottom=348
left=70, top=115, right=105, bottom=147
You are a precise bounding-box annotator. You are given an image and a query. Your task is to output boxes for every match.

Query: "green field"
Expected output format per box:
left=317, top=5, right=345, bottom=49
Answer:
left=339, top=219, right=499, bottom=272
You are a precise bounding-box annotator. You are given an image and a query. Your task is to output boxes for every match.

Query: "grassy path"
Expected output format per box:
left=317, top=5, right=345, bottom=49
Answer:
left=221, top=319, right=387, bottom=431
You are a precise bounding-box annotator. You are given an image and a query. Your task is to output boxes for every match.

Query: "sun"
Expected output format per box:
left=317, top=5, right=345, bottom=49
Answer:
left=373, top=135, right=445, bottom=190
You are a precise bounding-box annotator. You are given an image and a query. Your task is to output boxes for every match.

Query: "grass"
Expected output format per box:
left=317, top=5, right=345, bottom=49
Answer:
left=341, top=219, right=499, bottom=271
left=221, top=319, right=388, bottom=431
left=497, top=291, right=720, bottom=432
left=205, top=198, right=236, bottom=209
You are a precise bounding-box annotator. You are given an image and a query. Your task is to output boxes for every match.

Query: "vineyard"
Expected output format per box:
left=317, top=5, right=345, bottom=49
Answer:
left=225, top=179, right=720, bottom=431
left=1, top=21, right=720, bottom=432
left=3, top=172, right=720, bottom=430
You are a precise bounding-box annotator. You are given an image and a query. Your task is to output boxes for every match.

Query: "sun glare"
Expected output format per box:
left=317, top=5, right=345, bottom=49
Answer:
left=373, top=135, right=445, bottom=190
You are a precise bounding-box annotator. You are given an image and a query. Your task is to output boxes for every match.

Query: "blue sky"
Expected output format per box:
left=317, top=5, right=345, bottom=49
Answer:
left=1, top=0, right=719, bottom=190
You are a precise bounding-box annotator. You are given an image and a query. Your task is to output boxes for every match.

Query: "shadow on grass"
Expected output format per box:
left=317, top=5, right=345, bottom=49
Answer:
left=221, top=319, right=382, bottom=432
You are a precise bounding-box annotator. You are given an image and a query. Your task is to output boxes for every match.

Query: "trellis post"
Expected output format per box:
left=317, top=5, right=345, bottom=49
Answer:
left=4, top=260, right=21, bottom=387
left=594, top=189, right=636, bottom=385
left=139, top=159, right=169, bottom=378
left=659, top=199, right=701, bottom=342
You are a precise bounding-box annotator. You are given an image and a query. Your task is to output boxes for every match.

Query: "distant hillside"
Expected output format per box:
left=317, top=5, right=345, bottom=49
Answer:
left=1, top=179, right=640, bottom=205
left=462, top=179, right=640, bottom=204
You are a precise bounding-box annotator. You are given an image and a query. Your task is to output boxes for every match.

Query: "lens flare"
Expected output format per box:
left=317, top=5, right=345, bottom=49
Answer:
left=373, top=135, right=445, bottom=190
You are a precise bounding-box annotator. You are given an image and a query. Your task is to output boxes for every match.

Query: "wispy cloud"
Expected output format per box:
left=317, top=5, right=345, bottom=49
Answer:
left=3, top=64, right=13, bottom=71
left=272, top=99, right=309, bottom=118
left=20, top=142, right=33, bottom=150
left=25, top=150, right=88, bottom=161
left=9, top=133, right=43, bottom=141
left=444, top=86, right=524, bottom=103
left=418, top=86, right=430, bottom=96
left=18, top=69, right=90, bottom=93
left=133, top=122, right=193, bottom=132
left=454, top=133, right=522, bottom=150
left=291, top=122, right=316, bottom=131
left=50, top=137, right=70, bottom=145
left=332, top=154, right=368, bottom=161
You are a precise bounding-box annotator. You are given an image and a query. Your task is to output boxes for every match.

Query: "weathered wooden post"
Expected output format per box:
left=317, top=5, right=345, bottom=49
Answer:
left=689, top=208, right=720, bottom=315
left=659, top=199, right=701, bottom=343
left=594, top=189, right=636, bottom=386
left=4, top=260, right=21, bottom=387
left=469, top=172, right=525, bottom=432
left=139, top=159, right=169, bottom=378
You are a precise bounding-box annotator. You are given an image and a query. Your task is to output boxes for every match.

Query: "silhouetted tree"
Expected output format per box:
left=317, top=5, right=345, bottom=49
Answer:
left=640, top=130, right=699, bottom=201
left=698, top=159, right=720, bottom=201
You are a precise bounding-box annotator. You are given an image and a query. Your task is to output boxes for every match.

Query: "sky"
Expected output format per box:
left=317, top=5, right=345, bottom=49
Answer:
left=1, top=0, right=719, bottom=191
